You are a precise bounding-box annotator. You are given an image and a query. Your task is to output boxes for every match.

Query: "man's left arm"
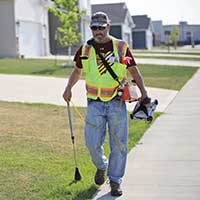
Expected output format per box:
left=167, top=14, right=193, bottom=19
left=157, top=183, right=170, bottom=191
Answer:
left=125, top=47, right=148, bottom=100
left=127, top=65, right=148, bottom=100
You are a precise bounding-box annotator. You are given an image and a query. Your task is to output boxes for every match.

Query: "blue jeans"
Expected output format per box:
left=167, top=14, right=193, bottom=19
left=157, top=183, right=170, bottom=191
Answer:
left=85, top=97, right=128, bottom=184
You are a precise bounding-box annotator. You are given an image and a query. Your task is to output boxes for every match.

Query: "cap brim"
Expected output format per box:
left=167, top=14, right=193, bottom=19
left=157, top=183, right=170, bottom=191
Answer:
left=90, top=22, right=107, bottom=27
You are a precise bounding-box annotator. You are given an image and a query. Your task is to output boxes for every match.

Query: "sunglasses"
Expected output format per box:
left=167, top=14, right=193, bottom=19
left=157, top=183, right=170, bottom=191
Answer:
left=90, top=26, right=106, bottom=31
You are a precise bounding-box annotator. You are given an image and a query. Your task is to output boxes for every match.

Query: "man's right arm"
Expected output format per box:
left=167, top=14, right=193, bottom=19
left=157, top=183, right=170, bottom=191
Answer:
left=63, top=66, right=82, bottom=102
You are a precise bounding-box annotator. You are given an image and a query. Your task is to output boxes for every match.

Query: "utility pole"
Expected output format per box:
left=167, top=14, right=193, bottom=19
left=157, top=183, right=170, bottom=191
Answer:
left=191, top=31, right=195, bottom=48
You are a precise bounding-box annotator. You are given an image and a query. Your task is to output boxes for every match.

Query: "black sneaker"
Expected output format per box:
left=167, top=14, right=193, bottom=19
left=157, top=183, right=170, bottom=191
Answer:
left=110, top=180, right=123, bottom=197
left=94, top=169, right=106, bottom=185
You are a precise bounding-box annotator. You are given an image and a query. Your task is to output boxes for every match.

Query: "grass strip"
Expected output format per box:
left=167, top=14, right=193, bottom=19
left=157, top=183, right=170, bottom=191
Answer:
left=0, top=101, right=161, bottom=200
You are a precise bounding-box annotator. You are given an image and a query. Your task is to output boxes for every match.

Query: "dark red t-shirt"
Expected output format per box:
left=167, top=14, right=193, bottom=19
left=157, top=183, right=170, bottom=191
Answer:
left=73, top=40, right=137, bottom=69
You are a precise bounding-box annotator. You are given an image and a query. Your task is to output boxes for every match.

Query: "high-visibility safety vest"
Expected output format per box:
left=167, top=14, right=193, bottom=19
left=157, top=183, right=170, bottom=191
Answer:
left=81, top=38, right=128, bottom=102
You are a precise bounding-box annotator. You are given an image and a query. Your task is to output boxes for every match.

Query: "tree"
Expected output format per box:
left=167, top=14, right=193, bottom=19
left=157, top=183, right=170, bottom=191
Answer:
left=49, top=0, right=86, bottom=56
left=170, top=26, right=179, bottom=50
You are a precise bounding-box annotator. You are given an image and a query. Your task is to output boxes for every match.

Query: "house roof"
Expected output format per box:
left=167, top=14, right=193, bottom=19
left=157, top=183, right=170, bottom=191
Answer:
left=132, top=15, right=151, bottom=30
left=91, top=3, right=129, bottom=24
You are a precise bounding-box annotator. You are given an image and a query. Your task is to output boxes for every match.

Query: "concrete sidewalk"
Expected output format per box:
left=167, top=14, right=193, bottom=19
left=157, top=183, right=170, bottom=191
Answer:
left=93, top=69, right=200, bottom=199
left=0, top=74, right=177, bottom=112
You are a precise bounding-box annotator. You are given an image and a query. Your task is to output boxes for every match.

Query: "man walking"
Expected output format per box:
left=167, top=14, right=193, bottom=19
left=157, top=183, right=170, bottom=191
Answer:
left=63, top=12, right=148, bottom=196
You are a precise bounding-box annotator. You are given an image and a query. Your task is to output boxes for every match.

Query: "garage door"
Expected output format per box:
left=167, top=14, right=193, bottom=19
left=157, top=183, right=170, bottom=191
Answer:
left=132, top=31, right=146, bottom=49
left=19, top=21, right=43, bottom=57
left=0, top=0, right=16, bottom=57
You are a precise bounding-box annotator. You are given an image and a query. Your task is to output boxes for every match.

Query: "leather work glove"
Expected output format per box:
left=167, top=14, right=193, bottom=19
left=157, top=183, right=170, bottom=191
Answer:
left=121, top=56, right=132, bottom=65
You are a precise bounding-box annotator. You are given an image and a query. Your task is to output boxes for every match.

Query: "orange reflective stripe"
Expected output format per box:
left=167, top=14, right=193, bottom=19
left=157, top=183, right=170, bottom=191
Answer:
left=86, top=83, right=98, bottom=90
left=86, top=84, right=117, bottom=98
left=121, top=43, right=126, bottom=55
left=100, top=91, right=114, bottom=98
left=100, top=87, right=117, bottom=98
left=83, top=45, right=92, bottom=58
left=118, top=40, right=127, bottom=56
left=116, top=40, right=120, bottom=52
left=101, top=87, right=117, bottom=91
left=87, top=92, right=98, bottom=97
left=116, top=40, right=127, bottom=63
left=86, top=84, right=98, bottom=96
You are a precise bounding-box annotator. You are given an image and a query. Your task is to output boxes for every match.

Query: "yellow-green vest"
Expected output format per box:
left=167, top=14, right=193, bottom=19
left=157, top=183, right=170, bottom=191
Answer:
left=81, top=38, right=128, bottom=102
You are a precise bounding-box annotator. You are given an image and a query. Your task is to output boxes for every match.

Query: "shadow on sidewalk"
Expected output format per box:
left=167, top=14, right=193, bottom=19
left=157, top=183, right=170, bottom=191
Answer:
left=94, top=191, right=119, bottom=200
left=73, top=185, right=97, bottom=200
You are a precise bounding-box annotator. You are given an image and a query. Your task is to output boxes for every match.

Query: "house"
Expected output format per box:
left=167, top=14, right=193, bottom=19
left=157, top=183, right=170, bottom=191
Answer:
left=92, top=3, right=135, bottom=48
left=164, top=21, right=200, bottom=45
left=151, top=20, right=165, bottom=46
left=132, top=15, right=154, bottom=49
left=152, top=21, right=200, bottom=45
left=0, top=0, right=51, bottom=58
left=48, top=0, right=92, bottom=55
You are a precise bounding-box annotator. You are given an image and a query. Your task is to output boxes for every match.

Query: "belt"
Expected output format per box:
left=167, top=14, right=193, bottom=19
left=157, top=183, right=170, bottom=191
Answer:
left=88, top=96, right=120, bottom=102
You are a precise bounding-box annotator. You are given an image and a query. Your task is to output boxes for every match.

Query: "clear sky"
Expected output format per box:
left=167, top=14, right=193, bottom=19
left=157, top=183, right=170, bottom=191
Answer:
left=91, top=0, right=200, bottom=25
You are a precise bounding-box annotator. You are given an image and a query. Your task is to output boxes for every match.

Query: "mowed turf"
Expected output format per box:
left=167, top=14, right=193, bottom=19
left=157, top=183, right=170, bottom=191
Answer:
left=0, top=101, right=160, bottom=200
left=136, top=64, right=198, bottom=90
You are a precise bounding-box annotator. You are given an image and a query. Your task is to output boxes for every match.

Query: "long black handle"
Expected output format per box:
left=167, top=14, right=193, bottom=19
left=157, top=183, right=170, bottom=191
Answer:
left=67, top=102, right=81, bottom=180
left=67, top=102, right=74, bottom=143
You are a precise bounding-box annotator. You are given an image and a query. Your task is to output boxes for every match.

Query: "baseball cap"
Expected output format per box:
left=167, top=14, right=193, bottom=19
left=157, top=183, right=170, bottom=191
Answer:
left=90, top=12, right=110, bottom=27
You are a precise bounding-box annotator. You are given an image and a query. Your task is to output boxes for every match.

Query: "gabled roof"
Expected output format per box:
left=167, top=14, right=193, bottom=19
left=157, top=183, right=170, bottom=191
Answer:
left=132, top=15, right=151, bottom=30
left=92, top=3, right=129, bottom=24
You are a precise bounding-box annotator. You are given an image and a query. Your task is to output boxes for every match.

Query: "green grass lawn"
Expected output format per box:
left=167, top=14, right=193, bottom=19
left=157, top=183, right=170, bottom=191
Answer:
left=0, top=101, right=161, bottom=200
left=0, top=58, right=198, bottom=90
left=0, top=58, right=71, bottom=77
left=135, top=64, right=198, bottom=90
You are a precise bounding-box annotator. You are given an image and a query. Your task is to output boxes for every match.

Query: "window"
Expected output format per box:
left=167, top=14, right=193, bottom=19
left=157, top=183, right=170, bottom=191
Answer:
left=164, top=30, right=171, bottom=35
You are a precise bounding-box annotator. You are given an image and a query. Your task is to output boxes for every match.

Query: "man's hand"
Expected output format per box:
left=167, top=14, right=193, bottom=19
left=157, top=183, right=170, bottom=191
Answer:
left=62, top=67, right=82, bottom=103
left=63, top=87, right=72, bottom=102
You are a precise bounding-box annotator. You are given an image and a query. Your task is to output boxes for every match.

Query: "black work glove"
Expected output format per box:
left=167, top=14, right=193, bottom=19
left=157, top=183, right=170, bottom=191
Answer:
left=141, top=96, right=151, bottom=105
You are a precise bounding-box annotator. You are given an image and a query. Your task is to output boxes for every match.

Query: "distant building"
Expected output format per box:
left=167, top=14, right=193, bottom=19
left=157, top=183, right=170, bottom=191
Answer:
left=152, top=20, right=164, bottom=46
left=131, top=15, right=154, bottom=49
left=152, top=21, right=200, bottom=45
left=92, top=2, right=135, bottom=47
left=0, top=0, right=51, bottom=58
